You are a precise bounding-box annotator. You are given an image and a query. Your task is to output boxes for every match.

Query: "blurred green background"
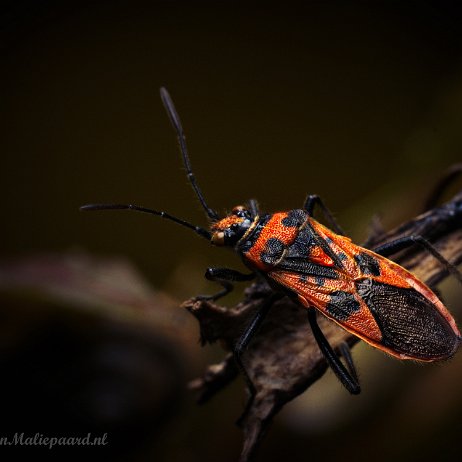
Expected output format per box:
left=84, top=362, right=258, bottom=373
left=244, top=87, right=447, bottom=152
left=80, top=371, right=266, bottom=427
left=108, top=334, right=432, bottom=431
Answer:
left=1, top=1, right=462, bottom=461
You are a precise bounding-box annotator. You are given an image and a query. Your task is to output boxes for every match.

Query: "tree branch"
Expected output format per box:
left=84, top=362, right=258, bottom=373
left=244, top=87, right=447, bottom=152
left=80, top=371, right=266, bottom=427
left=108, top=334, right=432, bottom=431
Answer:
left=184, top=189, right=462, bottom=462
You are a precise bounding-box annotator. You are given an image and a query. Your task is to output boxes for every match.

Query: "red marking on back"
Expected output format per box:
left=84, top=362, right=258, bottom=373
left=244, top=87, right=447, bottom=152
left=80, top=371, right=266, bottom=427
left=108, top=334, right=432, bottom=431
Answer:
left=244, top=212, right=301, bottom=270
left=309, top=245, right=335, bottom=266
left=271, top=270, right=383, bottom=343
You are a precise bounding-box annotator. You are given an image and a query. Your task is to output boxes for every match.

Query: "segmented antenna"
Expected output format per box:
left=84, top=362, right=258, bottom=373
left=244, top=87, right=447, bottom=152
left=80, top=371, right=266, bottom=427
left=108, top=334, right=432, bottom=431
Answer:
left=159, top=87, right=219, bottom=221
left=80, top=203, right=211, bottom=240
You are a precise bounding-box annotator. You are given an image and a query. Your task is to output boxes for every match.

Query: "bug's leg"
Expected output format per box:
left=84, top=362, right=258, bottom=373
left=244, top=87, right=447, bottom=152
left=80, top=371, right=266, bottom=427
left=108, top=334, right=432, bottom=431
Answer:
left=303, top=194, right=346, bottom=235
left=338, top=342, right=359, bottom=383
left=234, top=293, right=283, bottom=426
left=248, top=198, right=260, bottom=218
left=307, top=309, right=361, bottom=394
left=196, top=268, right=256, bottom=301
left=373, top=235, right=462, bottom=285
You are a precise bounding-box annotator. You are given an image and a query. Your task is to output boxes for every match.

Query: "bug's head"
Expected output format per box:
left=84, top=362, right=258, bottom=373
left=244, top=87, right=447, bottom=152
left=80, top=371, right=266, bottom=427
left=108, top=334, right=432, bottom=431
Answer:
left=211, top=205, right=253, bottom=246
left=81, top=89, right=258, bottom=245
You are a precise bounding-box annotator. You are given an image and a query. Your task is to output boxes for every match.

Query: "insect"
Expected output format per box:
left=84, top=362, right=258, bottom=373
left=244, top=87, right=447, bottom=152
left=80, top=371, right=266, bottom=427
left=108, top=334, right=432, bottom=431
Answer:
left=82, top=87, right=461, bottom=395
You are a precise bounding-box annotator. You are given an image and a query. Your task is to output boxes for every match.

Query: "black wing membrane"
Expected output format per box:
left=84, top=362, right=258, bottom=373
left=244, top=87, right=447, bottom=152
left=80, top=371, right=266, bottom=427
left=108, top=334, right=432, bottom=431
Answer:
left=356, top=278, right=459, bottom=359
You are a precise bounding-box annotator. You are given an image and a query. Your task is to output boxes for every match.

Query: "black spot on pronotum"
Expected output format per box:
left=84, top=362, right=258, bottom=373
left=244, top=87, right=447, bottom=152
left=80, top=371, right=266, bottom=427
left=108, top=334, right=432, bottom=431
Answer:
left=260, top=238, right=285, bottom=266
left=354, top=252, right=381, bottom=276
left=281, top=209, right=307, bottom=228
left=285, top=227, right=316, bottom=259
left=326, top=291, right=361, bottom=321
left=356, top=279, right=459, bottom=358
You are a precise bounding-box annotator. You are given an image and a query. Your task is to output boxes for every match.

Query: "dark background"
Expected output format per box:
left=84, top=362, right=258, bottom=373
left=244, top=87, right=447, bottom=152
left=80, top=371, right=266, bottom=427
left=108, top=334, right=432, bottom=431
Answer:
left=1, top=1, right=462, bottom=461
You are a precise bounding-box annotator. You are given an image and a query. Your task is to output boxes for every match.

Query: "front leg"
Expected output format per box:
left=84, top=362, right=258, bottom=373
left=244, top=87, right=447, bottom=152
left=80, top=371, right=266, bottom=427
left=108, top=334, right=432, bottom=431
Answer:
left=196, top=267, right=255, bottom=301
left=234, top=292, right=283, bottom=425
left=248, top=198, right=260, bottom=218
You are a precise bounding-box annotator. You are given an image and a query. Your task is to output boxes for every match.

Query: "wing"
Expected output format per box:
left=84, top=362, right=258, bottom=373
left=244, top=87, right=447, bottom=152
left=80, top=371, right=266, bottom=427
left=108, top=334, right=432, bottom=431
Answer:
left=266, top=217, right=460, bottom=361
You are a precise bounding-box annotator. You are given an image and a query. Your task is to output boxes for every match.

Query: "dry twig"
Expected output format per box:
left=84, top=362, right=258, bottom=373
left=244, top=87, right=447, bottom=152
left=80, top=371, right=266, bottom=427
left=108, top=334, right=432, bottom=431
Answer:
left=184, top=189, right=462, bottom=462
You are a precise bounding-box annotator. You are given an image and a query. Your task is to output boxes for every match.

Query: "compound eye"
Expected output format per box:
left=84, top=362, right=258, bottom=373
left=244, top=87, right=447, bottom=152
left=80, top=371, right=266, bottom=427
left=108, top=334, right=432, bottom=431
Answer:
left=232, top=205, right=248, bottom=218
left=211, top=231, right=225, bottom=246
left=230, top=223, right=240, bottom=231
left=232, top=205, right=246, bottom=215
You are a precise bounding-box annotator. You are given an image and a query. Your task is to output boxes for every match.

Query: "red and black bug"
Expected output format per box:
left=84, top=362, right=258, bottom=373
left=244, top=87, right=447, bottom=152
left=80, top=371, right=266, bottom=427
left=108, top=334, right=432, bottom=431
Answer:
left=81, top=88, right=461, bottom=395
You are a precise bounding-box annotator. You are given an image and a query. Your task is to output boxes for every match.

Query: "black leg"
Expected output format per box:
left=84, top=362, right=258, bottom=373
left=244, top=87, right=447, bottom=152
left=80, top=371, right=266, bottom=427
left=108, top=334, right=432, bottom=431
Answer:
left=303, top=194, right=345, bottom=235
left=234, top=293, right=283, bottom=425
left=307, top=309, right=361, bottom=394
left=338, top=342, right=359, bottom=383
left=196, top=267, right=256, bottom=301
left=248, top=198, right=260, bottom=218
left=373, top=235, right=462, bottom=285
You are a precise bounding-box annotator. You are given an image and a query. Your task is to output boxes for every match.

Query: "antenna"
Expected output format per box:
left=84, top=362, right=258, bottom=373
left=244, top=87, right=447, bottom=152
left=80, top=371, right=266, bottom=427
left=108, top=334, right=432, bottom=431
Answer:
left=159, top=87, right=219, bottom=221
left=80, top=203, right=211, bottom=240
